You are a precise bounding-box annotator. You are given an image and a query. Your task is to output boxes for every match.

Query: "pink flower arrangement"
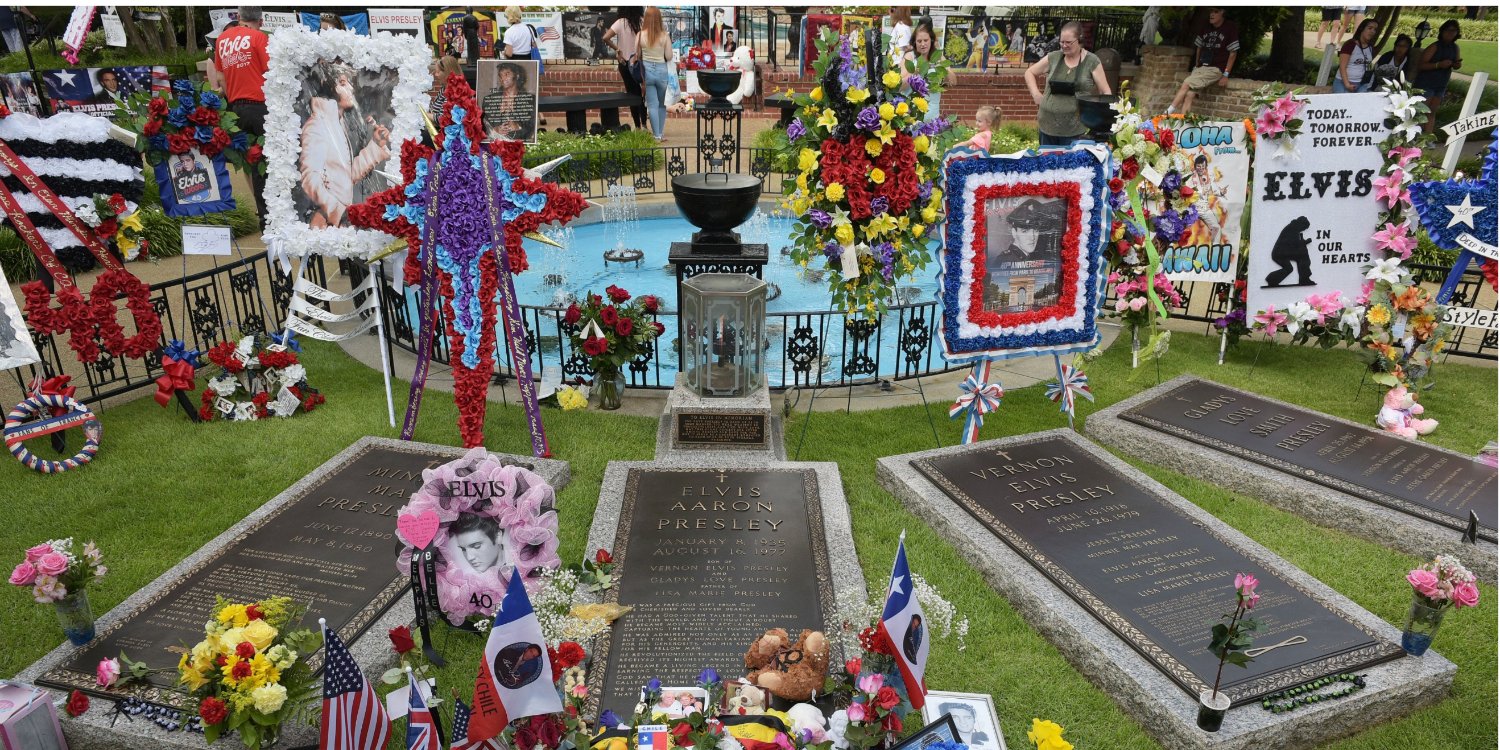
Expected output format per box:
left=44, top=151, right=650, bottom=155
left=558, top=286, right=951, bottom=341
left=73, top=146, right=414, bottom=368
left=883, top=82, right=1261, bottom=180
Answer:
left=1372, top=170, right=1411, bottom=210
left=1250, top=86, right=1308, bottom=145
left=1371, top=222, right=1417, bottom=259
left=1206, top=571, right=1263, bottom=701
left=1406, top=555, right=1479, bottom=610
left=10, top=539, right=105, bottom=604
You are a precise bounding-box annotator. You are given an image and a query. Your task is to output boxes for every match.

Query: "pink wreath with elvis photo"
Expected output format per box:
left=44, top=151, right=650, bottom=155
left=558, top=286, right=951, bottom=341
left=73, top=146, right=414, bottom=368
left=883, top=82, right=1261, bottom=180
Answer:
left=396, top=447, right=561, bottom=625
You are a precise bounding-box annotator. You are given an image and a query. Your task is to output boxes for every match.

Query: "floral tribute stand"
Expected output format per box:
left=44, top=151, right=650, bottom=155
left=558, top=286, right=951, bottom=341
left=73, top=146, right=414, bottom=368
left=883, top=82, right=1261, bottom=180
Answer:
left=350, top=75, right=586, bottom=453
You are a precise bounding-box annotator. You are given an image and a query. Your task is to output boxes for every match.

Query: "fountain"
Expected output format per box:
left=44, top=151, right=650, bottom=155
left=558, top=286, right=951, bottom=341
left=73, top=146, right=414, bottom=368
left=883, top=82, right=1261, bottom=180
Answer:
left=602, top=184, right=645, bottom=267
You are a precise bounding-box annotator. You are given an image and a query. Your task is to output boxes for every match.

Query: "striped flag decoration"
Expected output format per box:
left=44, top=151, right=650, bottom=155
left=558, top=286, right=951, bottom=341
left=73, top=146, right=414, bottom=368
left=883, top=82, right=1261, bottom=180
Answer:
left=450, top=699, right=503, bottom=750
left=319, top=620, right=393, bottom=750
left=406, top=669, right=443, bottom=750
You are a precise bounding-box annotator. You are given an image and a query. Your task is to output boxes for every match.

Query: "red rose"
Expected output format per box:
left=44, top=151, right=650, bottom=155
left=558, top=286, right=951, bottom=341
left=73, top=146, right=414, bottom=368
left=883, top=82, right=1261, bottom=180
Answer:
left=65, top=690, right=90, bottom=717
left=389, top=625, right=416, bottom=654
left=873, top=685, right=901, bottom=711
left=1116, top=239, right=1132, bottom=254
left=199, top=697, right=228, bottom=725
left=599, top=306, right=618, bottom=326
left=595, top=549, right=613, bottom=564
left=1160, top=129, right=1175, bottom=150
left=563, top=303, right=581, bottom=324
left=1140, top=127, right=1156, bottom=143
left=583, top=337, right=608, bottom=356
left=606, top=284, right=630, bottom=303
left=147, top=97, right=169, bottom=117
left=143, top=119, right=161, bottom=137
left=614, top=318, right=633, bottom=337
left=246, top=604, right=262, bottom=620
left=188, top=106, right=219, bottom=126
left=881, top=713, right=902, bottom=732
left=651, top=321, right=665, bottom=336
left=96, top=218, right=119, bottom=237
left=236, top=641, right=256, bottom=659
left=1108, top=177, right=1124, bottom=193
left=231, top=660, right=253, bottom=679
left=107, top=194, right=127, bottom=214
left=1120, top=157, right=1140, bottom=180
left=246, top=144, right=263, bottom=164
left=844, top=658, right=862, bottom=676
left=166, top=132, right=195, bottom=154
left=1179, top=187, right=1194, bottom=199
left=639, top=295, right=660, bottom=313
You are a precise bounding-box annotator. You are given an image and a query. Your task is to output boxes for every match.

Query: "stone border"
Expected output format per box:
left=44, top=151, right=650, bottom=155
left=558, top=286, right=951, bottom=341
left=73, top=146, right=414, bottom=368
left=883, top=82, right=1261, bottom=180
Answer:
left=877, top=429, right=1455, bottom=750
left=1085, top=375, right=1497, bottom=582
left=655, top=414, right=787, bottom=461
left=16, top=436, right=569, bottom=750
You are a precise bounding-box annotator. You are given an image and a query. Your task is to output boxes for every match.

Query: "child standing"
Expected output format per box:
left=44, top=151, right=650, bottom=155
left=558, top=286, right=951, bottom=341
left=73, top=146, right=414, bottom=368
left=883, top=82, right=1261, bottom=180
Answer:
left=966, top=106, right=998, bottom=152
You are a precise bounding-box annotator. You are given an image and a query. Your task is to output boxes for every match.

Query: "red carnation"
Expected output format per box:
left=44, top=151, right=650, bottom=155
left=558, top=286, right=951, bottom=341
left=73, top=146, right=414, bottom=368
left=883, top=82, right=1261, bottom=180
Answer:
left=65, top=690, right=90, bottom=717
left=147, top=97, right=169, bottom=117
left=556, top=641, right=586, bottom=668
left=231, top=660, right=253, bottom=679
left=215, top=654, right=228, bottom=667
left=245, top=604, right=263, bottom=620
left=563, top=303, right=581, bottom=324
left=583, top=337, right=608, bottom=356
left=199, top=697, right=228, bottom=725
left=389, top=625, right=416, bottom=654
left=639, top=295, right=660, bottom=313
left=143, top=119, right=161, bottom=137
left=549, top=647, right=566, bottom=682
left=595, top=549, right=613, bottom=564
left=246, top=144, right=263, bottom=164
left=236, top=641, right=256, bottom=659
left=96, top=218, right=119, bottom=237
left=107, top=193, right=127, bottom=214
left=166, top=132, right=195, bottom=154
left=1160, top=129, right=1175, bottom=150
left=599, top=306, right=618, bottom=326
left=873, top=685, right=901, bottom=710
left=188, top=106, right=219, bottom=126
left=614, top=317, right=633, bottom=337
left=606, top=284, right=630, bottom=303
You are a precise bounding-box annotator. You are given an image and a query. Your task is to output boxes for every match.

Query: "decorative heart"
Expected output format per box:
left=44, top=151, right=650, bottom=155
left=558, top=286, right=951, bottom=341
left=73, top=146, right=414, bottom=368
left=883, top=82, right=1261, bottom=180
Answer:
left=398, top=510, right=441, bottom=550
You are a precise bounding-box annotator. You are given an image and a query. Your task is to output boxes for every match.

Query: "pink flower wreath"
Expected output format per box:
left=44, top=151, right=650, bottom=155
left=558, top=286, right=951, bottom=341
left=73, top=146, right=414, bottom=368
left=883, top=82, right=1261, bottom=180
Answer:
left=395, top=447, right=560, bottom=624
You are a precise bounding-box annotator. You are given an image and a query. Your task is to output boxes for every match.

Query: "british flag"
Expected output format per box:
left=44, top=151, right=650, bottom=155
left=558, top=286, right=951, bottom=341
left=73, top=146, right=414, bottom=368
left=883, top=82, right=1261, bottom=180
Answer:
left=406, top=670, right=443, bottom=750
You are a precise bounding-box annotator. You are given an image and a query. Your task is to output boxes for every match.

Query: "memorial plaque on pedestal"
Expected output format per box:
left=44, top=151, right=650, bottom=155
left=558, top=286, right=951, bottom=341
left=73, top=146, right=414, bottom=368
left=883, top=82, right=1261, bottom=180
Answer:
left=675, top=411, right=768, bottom=448
left=35, top=442, right=457, bottom=708
left=1120, top=379, right=1498, bottom=541
left=591, top=468, right=834, bottom=715
left=911, top=437, right=1403, bottom=705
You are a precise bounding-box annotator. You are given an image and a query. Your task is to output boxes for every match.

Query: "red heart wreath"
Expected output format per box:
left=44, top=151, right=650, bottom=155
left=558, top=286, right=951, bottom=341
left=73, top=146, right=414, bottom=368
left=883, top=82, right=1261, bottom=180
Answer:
left=21, top=270, right=161, bottom=364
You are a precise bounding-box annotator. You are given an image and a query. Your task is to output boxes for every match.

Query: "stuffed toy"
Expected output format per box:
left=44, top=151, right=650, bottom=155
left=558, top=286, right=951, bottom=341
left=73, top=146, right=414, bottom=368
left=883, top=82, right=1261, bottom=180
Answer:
left=785, top=703, right=827, bottom=743
left=725, top=46, right=757, bottom=106
left=1376, top=385, right=1438, bottom=439
left=743, top=628, right=830, bottom=702
left=725, top=681, right=767, bottom=715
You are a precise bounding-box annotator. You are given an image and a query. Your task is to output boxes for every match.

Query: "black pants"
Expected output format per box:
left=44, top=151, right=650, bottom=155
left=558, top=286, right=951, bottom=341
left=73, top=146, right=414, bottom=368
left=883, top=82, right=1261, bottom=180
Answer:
left=616, top=61, right=646, bottom=128
left=228, top=99, right=269, bottom=229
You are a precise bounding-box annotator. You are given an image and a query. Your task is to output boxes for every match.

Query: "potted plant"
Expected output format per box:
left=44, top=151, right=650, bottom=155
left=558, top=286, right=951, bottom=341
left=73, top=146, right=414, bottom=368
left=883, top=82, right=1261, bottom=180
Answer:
left=564, top=286, right=664, bottom=410
left=1199, top=572, right=1261, bottom=732
left=1402, top=555, right=1480, bottom=655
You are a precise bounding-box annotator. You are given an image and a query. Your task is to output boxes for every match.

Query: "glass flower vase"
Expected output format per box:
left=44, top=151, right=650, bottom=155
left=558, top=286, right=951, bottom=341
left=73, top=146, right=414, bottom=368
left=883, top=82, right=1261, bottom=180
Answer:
left=54, top=588, right=96, bottom=646
left=597, top=367, right=625, bottom=411
left=1401, top=595, right=1447, bottom=656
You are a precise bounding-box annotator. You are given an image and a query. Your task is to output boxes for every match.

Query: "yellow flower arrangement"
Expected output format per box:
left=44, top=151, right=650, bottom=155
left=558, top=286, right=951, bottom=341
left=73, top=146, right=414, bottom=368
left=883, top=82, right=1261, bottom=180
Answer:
left=845, top=87, right=870, bottom=104
left=882, top=69, right=901, bottom=89
left=869, top=168, right=886, bottom=185
left=879, top=102, right=895, bottom=121
left=913, top=96, right=928, bottom=113
left=865, top=139, right=883, bottom=157
left=557, top=386, right=587, bottom=411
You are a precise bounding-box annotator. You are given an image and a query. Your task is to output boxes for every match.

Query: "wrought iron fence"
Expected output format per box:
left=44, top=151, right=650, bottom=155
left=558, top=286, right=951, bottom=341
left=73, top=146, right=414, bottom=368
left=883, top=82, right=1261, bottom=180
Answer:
left=3, top=254, right=328, bottom=405
left=525, top=145, right=790, bottom=200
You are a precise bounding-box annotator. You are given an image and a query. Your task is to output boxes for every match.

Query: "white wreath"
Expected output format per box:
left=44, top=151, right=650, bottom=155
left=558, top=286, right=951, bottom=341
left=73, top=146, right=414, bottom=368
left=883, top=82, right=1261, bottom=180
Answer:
left=262, top=27, right=429, bottom=260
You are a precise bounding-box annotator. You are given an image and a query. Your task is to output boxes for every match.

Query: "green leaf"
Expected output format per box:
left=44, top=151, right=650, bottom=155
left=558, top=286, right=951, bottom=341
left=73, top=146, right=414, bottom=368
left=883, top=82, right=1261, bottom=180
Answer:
left=1224, top=651, right=1253, bottom=667
left=204, top=721, right=223, bottom=744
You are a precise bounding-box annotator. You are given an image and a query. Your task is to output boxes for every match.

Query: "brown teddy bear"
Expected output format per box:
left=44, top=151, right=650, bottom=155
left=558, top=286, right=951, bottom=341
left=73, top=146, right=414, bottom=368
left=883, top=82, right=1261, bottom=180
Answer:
left=743, top=627, right=830, bottom=702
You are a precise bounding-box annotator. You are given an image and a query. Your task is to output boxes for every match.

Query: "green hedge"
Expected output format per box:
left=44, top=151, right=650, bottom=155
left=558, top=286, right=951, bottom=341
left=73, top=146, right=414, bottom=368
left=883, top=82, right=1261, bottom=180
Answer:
left=522, top=129, right=664, bottom=183
left=1301, top=11, right=1497, bottom=43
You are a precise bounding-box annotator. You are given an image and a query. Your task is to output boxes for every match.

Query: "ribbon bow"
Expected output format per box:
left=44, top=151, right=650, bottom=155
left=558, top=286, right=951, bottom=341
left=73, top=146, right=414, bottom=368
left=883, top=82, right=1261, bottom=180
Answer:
left=269, top=330, right=302, bottom=353
left=1046, top=361, right=1094, bottom=429
left=29, top=375, right=75, bottom=417
left=153, top=358, right=198, bottom=408
left=162, top=339, right=204, bottom=369
left=949, top=360, right=1003, bottom=444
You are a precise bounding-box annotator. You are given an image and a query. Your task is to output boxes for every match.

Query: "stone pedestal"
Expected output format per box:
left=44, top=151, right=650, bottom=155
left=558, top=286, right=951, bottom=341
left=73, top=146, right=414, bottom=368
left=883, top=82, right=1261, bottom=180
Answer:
left=668, top=241, right=769, bottom=282
left=657, top=374, right=783, bottom=460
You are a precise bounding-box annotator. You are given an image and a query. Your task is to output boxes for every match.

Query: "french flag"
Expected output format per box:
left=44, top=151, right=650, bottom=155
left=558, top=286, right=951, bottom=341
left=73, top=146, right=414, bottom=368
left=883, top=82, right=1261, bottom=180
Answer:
left=465, top=569, right=562, bottom=742
left=876, top=534, right=929, bottom=709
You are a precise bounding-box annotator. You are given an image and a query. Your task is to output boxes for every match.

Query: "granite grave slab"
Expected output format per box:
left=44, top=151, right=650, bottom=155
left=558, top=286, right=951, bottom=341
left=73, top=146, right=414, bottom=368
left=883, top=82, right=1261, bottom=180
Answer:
left=878, top=429, right=1455, bottom=750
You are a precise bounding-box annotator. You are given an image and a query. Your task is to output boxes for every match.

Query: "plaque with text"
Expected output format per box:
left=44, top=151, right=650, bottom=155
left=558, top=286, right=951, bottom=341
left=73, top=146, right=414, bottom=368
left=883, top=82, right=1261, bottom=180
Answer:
left=1120, top=379, right=1497, bottom=542
left=592, top=468, right=834, bottom=715
left=675, top=412, right=768, bottom=447
left=37, top=443, right=454, bottom=707
left=912, top=437, right=1402, bottom=705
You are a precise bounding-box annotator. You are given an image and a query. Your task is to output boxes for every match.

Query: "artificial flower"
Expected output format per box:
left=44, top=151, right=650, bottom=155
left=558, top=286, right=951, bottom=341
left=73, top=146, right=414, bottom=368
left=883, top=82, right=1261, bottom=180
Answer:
left=1372, top=222, right=1416, bottom=258
left=1366, top=258, right=1404, bottom=285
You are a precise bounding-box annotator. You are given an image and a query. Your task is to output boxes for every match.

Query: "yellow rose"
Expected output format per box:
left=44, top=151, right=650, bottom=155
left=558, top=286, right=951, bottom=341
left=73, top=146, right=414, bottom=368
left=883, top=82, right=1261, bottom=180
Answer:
left=882, top=69, right=901, bottom=89
left=791, top=197, right=810, bottom=214
left=251, top=684, right=287, bottom=714
left=826, top=183, right=846, bottom=202
left=913, top=96, right=928, bottom=113
left=913, top=135, right=929, bottom=154
left=879, top=102, right=895, bottom=121
left=865, top=139, right=883, bottom=157
left=913, top=223, right=926, bottom=237
left=241, top=619, right=278, bottom=652
left=922, top=207, right=938, bottom=224
left=896, top=102, right=910, bottom=116
left=870, top=168, right=886, bottom=185
left=846, top=87, right=870, bottom=104
left=835, top=224, right=854, bottom=245
left=810, top=86, right=824, bottom=102
left=798, top=148, right=818, bottom=172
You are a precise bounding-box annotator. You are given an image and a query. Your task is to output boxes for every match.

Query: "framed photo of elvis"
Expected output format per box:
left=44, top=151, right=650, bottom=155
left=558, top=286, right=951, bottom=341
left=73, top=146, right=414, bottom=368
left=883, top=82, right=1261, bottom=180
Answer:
left=939, top=146, right=1110, bottom=363
left=476, top=59, right=540, bottom=144
left=261, top=27, right=429, bottom=260
left=888, top=714, right=961, bottom=750
left=154, top=146, right=235, bottom=217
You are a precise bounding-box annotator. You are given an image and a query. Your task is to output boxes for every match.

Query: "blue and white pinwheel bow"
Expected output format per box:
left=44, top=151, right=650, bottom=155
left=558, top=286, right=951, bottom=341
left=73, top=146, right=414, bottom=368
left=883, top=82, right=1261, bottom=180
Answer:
left=949, top=360, right=1003, bottom=444
left=1046, top=362, right=1094, bottom=427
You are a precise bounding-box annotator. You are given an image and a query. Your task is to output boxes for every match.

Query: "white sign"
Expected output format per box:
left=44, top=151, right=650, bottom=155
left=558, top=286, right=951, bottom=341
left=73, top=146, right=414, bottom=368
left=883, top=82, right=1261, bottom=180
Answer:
left=1442, top=306, right=1499, bottom=330
left=369, top=8, right=426, bottom=43
left=262, top=11, right=299, bottom=34
left=63, top=6, right=97, bottom=55
left=514, top=12, right=564, bottom=61
left=1246, top=93, right=1390, bottom=314
left=181, top=225, right=233, bottom=256
left=1161, top=121, right=1251, bottom=283
left=100, top=13, right=126, bottom=47
left=1442, top=109, right=1498, bottom=145
left=209, top=9, right=236, bottom=33
left=1457, top=232, right=1500, bottom=260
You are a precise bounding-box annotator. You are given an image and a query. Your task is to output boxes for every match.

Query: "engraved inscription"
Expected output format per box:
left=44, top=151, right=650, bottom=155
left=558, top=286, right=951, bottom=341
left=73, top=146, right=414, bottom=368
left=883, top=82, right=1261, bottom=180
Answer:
left=676, top=412, right=768, bottom=447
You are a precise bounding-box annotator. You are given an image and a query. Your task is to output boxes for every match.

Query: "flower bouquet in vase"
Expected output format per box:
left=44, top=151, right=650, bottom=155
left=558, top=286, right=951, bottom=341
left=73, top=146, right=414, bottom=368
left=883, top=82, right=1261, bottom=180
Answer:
left=1199, top=573, right=1261, bottom=732
left=9, top=538, right=106, bottom=645
left=1402, top=555, right=1479, bottom=655
left=564, top=286, right=664, bottom=410
left=177, top=596, right=321, bottom=749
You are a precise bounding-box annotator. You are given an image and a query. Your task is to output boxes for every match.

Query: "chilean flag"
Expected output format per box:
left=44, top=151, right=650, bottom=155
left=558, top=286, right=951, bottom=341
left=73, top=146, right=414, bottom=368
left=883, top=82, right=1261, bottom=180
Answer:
left=466, top=569, right=563, bottom=742
left=876, top=534, right=928, bottom=709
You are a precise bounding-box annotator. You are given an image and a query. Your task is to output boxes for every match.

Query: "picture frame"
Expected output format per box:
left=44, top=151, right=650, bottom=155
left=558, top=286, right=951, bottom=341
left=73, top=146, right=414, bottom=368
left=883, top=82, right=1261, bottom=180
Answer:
left=939, top=146, right=1110, bottom=363
left=154, top=147, right=235, bottom=217
left=476, top=59, right=540, bottom=144
left=261, top=26, right=429, bottom=260
left=922, top=691, right=1007, bottom=750
left=647, top=687, right=710, bottom=720
left=888, top=713, right=960, bottom=750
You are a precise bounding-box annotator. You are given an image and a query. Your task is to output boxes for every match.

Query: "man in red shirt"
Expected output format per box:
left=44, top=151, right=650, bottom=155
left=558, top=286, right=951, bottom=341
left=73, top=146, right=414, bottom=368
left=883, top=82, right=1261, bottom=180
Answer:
left=215, top=6, right=270, bottom=227
left=1167, top=8, right=1238, bottom=116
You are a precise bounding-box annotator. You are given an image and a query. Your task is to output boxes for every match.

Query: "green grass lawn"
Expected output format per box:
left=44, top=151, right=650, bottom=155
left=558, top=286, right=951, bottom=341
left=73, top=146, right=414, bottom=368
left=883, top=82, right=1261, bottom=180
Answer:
left=1455, top=39, right=1499, bottom=81
left=0, top=330, right=1494, bottom=749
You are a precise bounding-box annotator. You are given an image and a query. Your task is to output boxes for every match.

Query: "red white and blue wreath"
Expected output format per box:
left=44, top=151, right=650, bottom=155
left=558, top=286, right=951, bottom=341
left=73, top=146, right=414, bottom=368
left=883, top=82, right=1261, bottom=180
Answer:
left=939, top=146, right=1111, bottom=362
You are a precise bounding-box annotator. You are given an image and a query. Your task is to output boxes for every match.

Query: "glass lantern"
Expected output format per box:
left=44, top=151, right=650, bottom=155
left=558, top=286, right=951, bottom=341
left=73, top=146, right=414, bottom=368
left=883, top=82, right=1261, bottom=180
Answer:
left=680, top=273, right=766, bottom=397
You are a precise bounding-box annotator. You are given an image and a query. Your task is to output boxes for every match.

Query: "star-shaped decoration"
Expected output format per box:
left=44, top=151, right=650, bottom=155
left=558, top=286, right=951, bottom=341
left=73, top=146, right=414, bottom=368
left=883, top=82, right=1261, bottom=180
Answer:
left=888, top=574, right=906, bottom=597
left=1445, top=194, right=1485, bottom=229
left=52, top=69, right=75, bottom=88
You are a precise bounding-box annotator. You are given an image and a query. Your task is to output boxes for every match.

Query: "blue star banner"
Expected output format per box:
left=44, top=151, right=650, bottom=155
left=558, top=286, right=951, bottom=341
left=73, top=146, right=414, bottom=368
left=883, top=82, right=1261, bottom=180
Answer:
left=1408, top=129, right=1498, bottom=258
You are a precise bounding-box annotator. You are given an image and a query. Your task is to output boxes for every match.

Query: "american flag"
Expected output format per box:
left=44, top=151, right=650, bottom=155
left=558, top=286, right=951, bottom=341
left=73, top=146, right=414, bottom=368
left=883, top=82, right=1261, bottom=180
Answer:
left=320, top=623, right=393, bottom=750
left=538, top=26, right=560, bottom=42
left=450, top=699, right=503, bottom=750
left=406, top=671, right=443, bottom=750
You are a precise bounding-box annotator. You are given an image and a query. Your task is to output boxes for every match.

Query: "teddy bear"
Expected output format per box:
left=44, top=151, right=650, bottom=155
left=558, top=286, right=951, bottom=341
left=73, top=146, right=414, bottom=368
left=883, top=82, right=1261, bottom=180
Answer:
left=725, top=46, right=757, bottom=106
left=1376, top=385, right=1438, bottom=439
left=744, top=628, right=830, bottom=703
left=725, top=681, right=767, bottom=715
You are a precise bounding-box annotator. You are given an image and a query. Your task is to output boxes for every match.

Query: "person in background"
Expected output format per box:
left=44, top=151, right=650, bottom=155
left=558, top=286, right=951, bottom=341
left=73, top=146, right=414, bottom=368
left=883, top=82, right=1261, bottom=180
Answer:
left=1025, top=21, right=1111, bottom=147
left=502, top=6, right=533, bottom=60
left=908, top=19, right=946, bottom=120
left=1334, top=19, right=1379, bottom=93
left=461, top=13, right=480, bottom=68
left=1166, top=7, right=1236, bottom=116
left=603, top=6, right=646, bottom=129
left=966, top=106, right=996, bottom=152
left=429, top=53, right=464, bottom=121
left=638, top=6, right=673, bottom=143
left=887, top=6, right=912, bottom=62
left=0, top=7, right=33, bottom=56
left=1339, top=7, right=1366, bottom=44
left=215, top=5, right=270, bottom=228
left=1416, top=20, right=1462, bottom=134
left=1372, top=34, right=1413, bottom=88
left=318, top=12, right=344, bottom=31
left=1315, top=6, right=1344, bottom=49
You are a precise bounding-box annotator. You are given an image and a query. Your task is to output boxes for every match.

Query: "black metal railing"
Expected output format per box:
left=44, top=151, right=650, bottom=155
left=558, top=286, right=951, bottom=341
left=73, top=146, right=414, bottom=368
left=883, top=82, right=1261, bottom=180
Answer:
left=526, top=146, right=791, bottom=200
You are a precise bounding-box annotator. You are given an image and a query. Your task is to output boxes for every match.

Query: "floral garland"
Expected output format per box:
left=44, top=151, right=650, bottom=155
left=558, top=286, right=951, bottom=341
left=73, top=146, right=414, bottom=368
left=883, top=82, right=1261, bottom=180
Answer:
left=196, top=335, right=323, bottom=422
left=782, top=26, right=950, bottom=316
left=1249, top=84, right=1308, bottom=160
left=116, top=79, right=263, bottom=173
left=23, top=269, right=162, bottom=363
left=74, top=192, right=149, bottom=261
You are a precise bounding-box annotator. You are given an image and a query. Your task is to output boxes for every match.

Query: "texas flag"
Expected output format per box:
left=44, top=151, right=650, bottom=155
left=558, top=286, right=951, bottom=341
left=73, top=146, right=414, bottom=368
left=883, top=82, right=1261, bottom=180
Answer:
left=465, top=569, right=562, bottom=742
left=877, top=534, right=928, bottom=709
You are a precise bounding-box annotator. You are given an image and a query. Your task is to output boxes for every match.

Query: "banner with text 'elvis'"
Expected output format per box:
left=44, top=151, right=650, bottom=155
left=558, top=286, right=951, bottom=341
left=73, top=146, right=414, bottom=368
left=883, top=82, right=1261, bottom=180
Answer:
left=1247, top=94, right=1389, bottom=314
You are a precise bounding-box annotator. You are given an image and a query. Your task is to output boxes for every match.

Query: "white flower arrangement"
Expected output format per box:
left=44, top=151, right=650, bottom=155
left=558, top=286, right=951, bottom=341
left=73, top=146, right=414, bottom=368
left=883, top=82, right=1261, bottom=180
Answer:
left=261, top=27, right=430, bottom=261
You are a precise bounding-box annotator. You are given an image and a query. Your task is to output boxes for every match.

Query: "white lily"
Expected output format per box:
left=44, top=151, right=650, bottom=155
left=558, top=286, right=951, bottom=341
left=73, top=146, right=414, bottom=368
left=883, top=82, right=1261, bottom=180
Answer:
left=1365, top=258, right=1404, bottom=285
left=1284, top=301, right=1317, bottom=335
left=1340, top=307, right=1365, bottom=334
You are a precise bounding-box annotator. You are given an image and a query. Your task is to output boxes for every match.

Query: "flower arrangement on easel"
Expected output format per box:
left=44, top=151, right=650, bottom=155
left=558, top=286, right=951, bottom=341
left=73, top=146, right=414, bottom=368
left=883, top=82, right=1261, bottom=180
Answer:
left=116, top=79, right=264, bottom=173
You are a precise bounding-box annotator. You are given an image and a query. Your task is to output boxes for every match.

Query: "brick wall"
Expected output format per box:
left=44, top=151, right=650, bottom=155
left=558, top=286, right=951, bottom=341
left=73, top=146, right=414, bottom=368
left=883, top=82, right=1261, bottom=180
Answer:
left=1133, top=45, right=1330, bottom=121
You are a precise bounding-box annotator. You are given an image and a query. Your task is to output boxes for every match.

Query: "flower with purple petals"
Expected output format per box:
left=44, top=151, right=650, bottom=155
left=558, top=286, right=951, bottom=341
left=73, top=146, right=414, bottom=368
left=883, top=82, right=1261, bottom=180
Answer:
left=907, top=76, right=929, bottom=97
left=918, top=180, right=934, bottom=202
left=823, top=241, right=843, bottom=261
left=808, top=208, right=832, bottom=229
left=787, top=118, right=806, bottom=141
left=855, top=106, right=881, bottom=131
left=870, top=196, right=889, bottom=215
left=874, top=242, right=896, bottom=281
left=1159, top=171, right=1182, bottom=195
